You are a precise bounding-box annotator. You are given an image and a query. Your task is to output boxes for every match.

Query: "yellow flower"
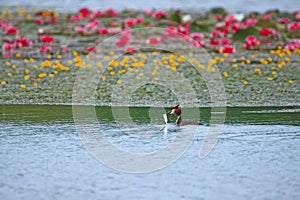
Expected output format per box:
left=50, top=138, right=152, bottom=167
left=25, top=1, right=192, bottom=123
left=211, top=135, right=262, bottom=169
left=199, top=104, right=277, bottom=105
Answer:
left=1, top=81, right=7, bottom=85
left=288, top=80, right=293, bottom=84
left=38, top=73, right=47, bottom=78
left=7, top=73, right=12, bottom=77
left=30, top=58, right=35, bottom=62
left=243, top=81, right=249, bottom=85
left=33, top=82, right=38, bottom=87
left=24, top=75, right=30, bottom=80
left=20, top=84, right=26, bottom=89
left=109, top=71, right=115, bottom=76
left=271, top=71, right=277, bottom=75
left=152, top=51, right=158, bottom=56
left=49, top=74, right=54, bottom=78
left=268, top=77, right=273, bottom=81
left=154, top=77, right=159, bottom=81
left=57, top=55, right=62, bottom=59
left=102, top=76, right=107, bottom=81
left=223, top=72, right=228, bottom=77
left=24, top=59, right=29, bottom=63
left=232, top=64, right=238, bottom=68
left=12, top=64, right=16, bottom=69
left=254, top=68, right=262, bottom=75
left=24, top=69, right=30, bottom=74
left=117, top=80, right=122, bottom=84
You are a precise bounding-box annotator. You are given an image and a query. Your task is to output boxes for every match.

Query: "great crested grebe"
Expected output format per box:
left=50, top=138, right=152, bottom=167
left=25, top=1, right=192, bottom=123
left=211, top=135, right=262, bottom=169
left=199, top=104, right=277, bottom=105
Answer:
left=164, top=104, right=202, bottom=126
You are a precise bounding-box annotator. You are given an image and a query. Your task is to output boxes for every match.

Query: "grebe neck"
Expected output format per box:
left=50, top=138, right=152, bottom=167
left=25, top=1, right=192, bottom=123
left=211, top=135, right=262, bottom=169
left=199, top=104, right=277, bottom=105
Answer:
left=176, top=114, right=182, bottom=125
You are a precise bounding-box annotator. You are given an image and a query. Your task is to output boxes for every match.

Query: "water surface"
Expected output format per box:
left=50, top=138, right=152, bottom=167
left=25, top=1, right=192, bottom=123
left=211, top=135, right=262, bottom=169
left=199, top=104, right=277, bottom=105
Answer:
left=0, top=105, right=299, bottom=199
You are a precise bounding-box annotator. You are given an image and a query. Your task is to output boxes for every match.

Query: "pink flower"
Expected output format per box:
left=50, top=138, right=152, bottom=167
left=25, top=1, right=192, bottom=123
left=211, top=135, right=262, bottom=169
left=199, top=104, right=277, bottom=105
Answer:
left=39, top=45, right=52, bottom=52
left=48, top=17, right=57, bottom=24
left=87, top=20, right=98, bottom=30
left=79, top=7, right=91, bottom=18
left=86, top=46, right=96, bottom=52
left=75, top=26, right=85, bottom=33
left=178, top=26, right=189, bottom=35
left=232, top=22, right=241, bottom=32
left=192, top=40, right=205, bottom=48
left=213, top=14, right=223, bottom=20
left=242, top=18, right=258, bottom=28
left=116, top=33, right=130, bottom=47
left=93, top=11, right=102, bottom=18
left=210, top=30, right=227, bottom=38
left=153, top=11, right=166, bottom=19
left=163, top=26, right=179, bottom=38
left=209, top=39, right=219, bottom=45
left=222, top=45, right=235, bottom=53
left=3, top=51, right=12, bottom=58
left=40, top=35, right=55, bottom=43
left=285, top=39, right=300, bottom=51
left=190, top=32, right=203, bottom=40
left=2, top=43, right=13, bottom=51
left=61, top=45, right=68, bottom=53
left=34, top=18, right=44, bottom=25
left=135, top=18, right=143, bottom=24
left=261, top=14, right=272, bottom=20
left=259, top=28, right=278, bottom=37
left=144, top=9, right=152, bottom=16
left=126, top=47, right=137, bottom=53
left=220, top=38, right=230, bottom=45
left=288, top=22, right=300, bottom=31
left=147, top=37, right=162, bottom=45
left=125, top=18, right=135, bottom=27
left=244, top=35, right=259, bottom=49
left=278, top=18, right=290, bottom=24
left=294, top=12, right=300, bottom=21
left=15, top=37, right=32, bottom=48
left=104, top=9, right=118, bottom=17
left=70, top=15, right=81, bottom=22
left=6, top=26, right=18, bottom=35
left=96, top=27, right=109, bottom=35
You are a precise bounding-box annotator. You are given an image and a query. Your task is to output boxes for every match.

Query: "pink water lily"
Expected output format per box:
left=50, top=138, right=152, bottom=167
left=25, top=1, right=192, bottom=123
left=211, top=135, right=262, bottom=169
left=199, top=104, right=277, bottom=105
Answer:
left=40, top=35, right=55, bottom=43
left=147, top=37, right=162, bottom=45
left=222, top=45, right=235, bottom=53
left=2, top=43, right=13, bottom=51
left=86, top=46, right=96, bottom=52
left=34, top=18, right=44, bottom=25
left=126, top=47, right=137, bottom=53
left=259, top=28, right=279, bottom=37
left=116, top=32, right=130, bottom=47
left=39, top=45, right=52, bottom=52
left=278, top=18, right=290, bottom=24
left=245, top=35, right=260, bottom=49
left=288, top=22, right=300, bottom=31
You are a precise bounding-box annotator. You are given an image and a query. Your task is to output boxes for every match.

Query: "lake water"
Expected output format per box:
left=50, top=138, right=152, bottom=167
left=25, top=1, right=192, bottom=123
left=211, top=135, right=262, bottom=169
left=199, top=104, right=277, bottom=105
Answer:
left=1, top=0, right=300, bottom=13
left=0, top=105, right=299, bottom=199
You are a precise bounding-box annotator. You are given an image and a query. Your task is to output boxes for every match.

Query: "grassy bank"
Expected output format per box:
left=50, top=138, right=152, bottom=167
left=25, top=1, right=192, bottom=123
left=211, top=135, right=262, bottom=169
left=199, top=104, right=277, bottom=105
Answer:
left=0, top=7, right=299, bottom=106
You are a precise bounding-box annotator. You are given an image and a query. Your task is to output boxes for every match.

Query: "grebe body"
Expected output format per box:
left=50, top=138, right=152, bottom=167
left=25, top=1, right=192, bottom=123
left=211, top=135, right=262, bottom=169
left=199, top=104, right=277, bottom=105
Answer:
left=165, top=105, right=202, bottom=126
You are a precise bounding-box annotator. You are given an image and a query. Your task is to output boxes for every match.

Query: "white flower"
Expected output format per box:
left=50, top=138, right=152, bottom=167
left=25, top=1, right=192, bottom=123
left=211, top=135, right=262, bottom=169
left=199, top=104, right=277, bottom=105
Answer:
left=182, top=15, right=191, bottom=23
left=233, top=13, right=244, bottom=22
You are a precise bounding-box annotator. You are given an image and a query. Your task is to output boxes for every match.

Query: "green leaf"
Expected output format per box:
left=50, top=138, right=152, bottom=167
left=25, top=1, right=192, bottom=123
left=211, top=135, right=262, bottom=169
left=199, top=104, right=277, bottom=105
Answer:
left=231, top=26, right=259, bottom=41
left=257, top=19, right=277, bottom=29
left=169, top=12, right=182, bottom=24
left=209, top=7, right=227, bottom=16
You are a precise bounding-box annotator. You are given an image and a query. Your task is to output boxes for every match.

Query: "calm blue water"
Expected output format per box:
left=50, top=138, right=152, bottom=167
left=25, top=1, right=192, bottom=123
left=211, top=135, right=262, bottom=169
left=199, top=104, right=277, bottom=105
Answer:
left=1, top=0, right=300, bottom=13
left=0, top=105, right=300, bottom=199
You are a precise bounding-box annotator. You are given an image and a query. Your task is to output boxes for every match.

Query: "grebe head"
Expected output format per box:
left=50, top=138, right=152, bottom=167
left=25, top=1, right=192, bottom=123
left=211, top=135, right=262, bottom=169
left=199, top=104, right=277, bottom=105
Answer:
left=167, top=104, right=181, bottom=116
